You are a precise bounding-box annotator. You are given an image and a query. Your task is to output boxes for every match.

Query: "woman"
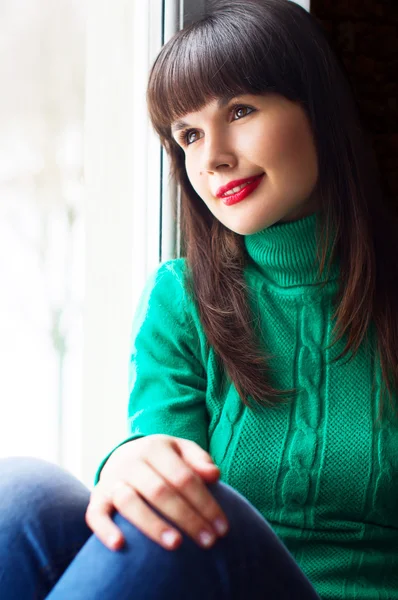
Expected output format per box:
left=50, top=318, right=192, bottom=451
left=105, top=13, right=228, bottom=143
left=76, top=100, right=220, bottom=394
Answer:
left=1, top=1, right=397, bottom=598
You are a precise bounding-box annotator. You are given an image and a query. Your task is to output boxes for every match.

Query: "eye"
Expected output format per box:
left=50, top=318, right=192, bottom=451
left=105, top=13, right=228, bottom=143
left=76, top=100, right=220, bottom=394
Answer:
left=186, top=130, right=199, bottom=145
left=177, top=104, right=255, bottom=147
left=232, top=105, right=254, bottom=120
left=179, top=129, right=200, bottom=146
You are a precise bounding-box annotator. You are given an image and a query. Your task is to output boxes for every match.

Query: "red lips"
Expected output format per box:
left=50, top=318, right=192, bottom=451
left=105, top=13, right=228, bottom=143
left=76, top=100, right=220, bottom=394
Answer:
left=216, top=174, right=264, bottom=198
left=215, top=174, right=266, bottom=207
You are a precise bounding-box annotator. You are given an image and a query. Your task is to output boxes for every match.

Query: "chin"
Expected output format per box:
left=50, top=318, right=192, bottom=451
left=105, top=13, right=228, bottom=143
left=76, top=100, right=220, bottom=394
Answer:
left=225, top=218, right=279, bottom=236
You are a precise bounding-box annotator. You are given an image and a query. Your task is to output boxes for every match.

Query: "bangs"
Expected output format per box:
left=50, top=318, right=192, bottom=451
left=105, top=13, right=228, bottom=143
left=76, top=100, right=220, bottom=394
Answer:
left=147, top=3, right=305, bottom=142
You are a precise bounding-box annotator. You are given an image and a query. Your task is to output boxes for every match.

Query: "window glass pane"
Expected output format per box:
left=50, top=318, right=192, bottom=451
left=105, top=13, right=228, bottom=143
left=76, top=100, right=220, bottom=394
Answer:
left=0, top=0, right=87, bottom=466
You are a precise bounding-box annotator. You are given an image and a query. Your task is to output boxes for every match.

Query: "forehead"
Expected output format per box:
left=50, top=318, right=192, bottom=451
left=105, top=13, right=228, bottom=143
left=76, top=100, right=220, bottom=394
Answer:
left=170, top=93, right=240, bottom=133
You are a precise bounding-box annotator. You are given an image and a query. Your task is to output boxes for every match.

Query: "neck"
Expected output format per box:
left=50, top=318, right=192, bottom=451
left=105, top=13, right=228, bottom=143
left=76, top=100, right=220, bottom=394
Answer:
left=244, top=213, right=339, bottom=288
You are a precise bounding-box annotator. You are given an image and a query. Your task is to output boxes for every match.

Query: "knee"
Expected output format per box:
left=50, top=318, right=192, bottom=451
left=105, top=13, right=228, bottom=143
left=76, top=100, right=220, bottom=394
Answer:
left=0, top=456, right=76, bottom=500
left=112, top=478, right=266, bottom=558
left=204, top=479, right=283, bottom=557
left=206, top=479, right=265, bottom=530
left=0, top=456, right=90, bottom=524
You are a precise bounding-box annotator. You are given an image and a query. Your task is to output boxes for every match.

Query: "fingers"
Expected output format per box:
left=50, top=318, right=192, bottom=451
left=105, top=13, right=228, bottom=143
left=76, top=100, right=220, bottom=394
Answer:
left=85, top=486, right=125, bottom=551
left=145, top=446, right=229, bottom=539
left=112, top=480, right=184, bottom=550
left=85, top=435, right=230, bottom=554
left=119, top=459, right=221, bottom=549
left=174, top=437, right=221, bottom=477
left=86, top=480, right=183, bottom=552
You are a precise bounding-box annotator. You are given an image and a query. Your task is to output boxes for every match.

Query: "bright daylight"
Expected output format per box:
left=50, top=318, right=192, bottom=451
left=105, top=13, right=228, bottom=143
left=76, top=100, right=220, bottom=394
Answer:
left=0, top=0, right=86, bottom=472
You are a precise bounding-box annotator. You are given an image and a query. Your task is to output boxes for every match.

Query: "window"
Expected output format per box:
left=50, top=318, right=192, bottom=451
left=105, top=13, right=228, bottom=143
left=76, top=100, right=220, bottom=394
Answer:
left=0, top=0, right=86, bottom=471
left=81, top=0, right=183, bottom=487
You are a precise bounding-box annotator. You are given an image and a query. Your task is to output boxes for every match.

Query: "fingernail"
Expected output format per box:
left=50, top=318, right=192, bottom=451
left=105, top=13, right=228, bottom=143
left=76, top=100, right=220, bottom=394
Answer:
left=161, top=530, right=180, bottom=548
left=213, top=518, right=228, bottom=536
left=198, top=530, right=216, bottom=547
left=108, top=534, right=121, bottom=548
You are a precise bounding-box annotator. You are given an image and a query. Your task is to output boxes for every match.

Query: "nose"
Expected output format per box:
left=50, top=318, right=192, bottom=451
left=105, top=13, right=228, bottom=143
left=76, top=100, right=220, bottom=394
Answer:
left=201, top=132, right=236, bottom=173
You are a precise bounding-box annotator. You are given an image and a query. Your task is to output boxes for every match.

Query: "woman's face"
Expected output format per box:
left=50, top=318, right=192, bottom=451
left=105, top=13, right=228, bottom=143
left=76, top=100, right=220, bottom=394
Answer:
left=171, top=93, right=319, bottom=235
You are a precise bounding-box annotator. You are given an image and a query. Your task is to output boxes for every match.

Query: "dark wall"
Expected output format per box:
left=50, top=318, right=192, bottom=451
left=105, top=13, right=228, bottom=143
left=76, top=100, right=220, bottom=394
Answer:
left=311, top=0, right=398, bottom=212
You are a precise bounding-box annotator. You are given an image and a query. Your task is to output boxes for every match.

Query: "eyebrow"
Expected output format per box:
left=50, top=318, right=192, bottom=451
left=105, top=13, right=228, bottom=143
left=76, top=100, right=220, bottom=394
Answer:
left=171, top=94, right=239, bottom=133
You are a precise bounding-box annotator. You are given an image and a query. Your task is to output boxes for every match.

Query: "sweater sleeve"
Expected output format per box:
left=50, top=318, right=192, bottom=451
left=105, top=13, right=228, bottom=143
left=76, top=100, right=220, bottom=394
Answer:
left=93, top=260, right=209, bottom=485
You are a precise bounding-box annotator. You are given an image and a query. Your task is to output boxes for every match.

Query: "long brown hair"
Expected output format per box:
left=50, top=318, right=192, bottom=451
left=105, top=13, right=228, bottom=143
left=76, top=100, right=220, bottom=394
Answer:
left=146, top=0, right=398, bottom=416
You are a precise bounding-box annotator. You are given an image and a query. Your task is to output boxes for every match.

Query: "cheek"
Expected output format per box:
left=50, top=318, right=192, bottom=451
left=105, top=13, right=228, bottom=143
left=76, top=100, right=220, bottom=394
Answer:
left=248, top=111, right=317, bottom=171
left=282, top=120, right=316, bottom=167
left=185, top=157, right=203, bottom=194
left=285, top=120, right=317, bottom=174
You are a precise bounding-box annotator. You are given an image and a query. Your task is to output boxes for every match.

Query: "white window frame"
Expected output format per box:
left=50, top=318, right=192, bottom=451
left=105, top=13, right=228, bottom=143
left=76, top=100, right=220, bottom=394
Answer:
left=293, top=0, right=310, bottom=9
left=78, top=0, right=182, bottom=488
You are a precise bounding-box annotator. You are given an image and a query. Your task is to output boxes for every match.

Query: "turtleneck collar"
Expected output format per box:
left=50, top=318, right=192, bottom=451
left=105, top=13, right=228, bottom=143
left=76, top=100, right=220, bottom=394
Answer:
left=244, top=212, right=339, bottom=288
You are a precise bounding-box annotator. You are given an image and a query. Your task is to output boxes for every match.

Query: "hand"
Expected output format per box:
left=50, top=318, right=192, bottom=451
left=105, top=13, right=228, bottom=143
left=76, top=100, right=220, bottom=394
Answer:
left=85, top=434, right=229, bottom=552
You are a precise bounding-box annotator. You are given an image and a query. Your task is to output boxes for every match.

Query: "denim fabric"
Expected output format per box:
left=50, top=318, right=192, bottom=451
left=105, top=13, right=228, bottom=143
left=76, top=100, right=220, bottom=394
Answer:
left=0, top=457, right=319, bottom=599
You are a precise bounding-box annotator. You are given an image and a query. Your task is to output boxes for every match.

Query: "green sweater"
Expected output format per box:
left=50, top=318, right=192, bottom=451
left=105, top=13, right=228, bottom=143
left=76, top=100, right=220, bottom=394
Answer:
left=95, top=213, right=398, bottom=599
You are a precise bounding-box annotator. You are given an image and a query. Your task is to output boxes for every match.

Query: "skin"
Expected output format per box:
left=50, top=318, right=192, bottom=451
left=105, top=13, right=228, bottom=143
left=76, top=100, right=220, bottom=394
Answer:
left=171, top=93, right=320, bottom=235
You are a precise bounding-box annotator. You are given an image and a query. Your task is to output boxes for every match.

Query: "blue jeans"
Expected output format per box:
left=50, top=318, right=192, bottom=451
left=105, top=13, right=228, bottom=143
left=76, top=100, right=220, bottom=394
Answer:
left=0, top=457, right=319, bottom=599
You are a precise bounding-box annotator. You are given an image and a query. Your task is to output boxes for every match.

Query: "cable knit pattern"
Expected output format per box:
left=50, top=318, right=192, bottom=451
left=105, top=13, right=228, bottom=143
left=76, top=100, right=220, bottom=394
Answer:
left=95, top=213, right=398, bottom=599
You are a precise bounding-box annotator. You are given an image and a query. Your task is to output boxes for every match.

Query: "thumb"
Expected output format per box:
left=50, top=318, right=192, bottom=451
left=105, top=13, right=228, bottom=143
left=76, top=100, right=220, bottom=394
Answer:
left=173, top=438, right=220, bottom=480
